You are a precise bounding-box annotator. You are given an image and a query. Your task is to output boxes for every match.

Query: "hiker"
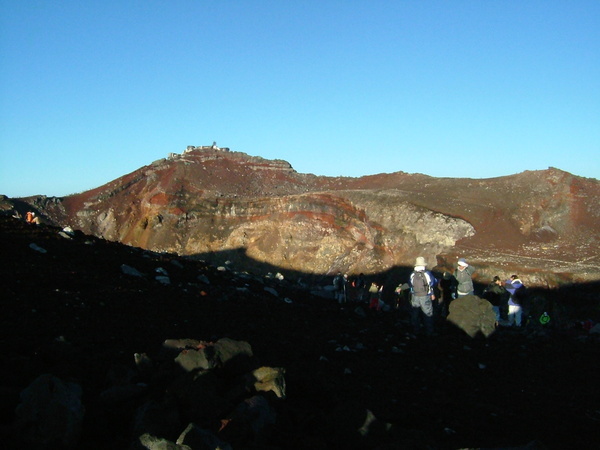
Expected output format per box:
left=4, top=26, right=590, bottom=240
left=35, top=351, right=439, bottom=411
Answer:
left=409, top=256, right=437, bottom=336
left=482, top=276, right=509, bottom=325
left=505, top=275, right=526, bottom=327
left=394, top=282, right=410, bottom=311
left=454, top=258, right=475, bottom=297
left=368, top=281, right=383, bottom=311
left=353, top=273, right=367, bottom=302
left=333, top=273, right=348, bottom=304
left=25, top=211, right=40, bottom=224
left=437, top=271, right=457, bottom=318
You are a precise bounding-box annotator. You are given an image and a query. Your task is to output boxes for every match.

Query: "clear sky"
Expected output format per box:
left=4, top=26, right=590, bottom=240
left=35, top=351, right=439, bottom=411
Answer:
left=1, top=1, right=599, bottom=198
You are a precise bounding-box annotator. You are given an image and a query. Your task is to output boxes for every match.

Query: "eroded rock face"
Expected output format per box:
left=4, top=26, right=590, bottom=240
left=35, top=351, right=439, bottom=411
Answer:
left=6, top=149, right=600, bottom=285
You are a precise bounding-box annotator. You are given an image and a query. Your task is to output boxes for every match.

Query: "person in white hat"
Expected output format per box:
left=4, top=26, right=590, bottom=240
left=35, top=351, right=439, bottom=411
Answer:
left=454, top=258, right=476, bottom=297
left=409, top=256, right=437, bottom=336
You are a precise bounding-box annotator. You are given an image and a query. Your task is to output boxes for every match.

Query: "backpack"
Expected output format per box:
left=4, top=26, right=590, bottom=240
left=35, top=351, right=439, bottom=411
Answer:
left=411, top=271, right=430, bottom=296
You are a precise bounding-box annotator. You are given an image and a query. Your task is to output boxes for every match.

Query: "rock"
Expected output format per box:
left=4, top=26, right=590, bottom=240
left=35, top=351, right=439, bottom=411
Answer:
left=121, top=264, right=145, bottom=277
left=29, top=243, right=47, bottom=253
left=250, top=367, right=286, bottom=399
left=138, top=433, right=189, bottom=449
left=14, top=374, right=85, bottom=447
left=213, top=338, right=254, bottom=375
left=155, top=267, right=169, bottom=276
left=176, top=423, right=232, bottom=449
left=174, top=347, right=216, bottom=372
left=358, top=409, right=377, bottom=436
left=264, top=287, right=278, bottom=297
left=197, top=274, right=210, bottom=284
left=155, top=275, right=171, bottom=285
left=163, top=338, right=207, bottom=350
left=447, top=295, right=497, bottom=338
left=170, top=259, right=184, bottom=269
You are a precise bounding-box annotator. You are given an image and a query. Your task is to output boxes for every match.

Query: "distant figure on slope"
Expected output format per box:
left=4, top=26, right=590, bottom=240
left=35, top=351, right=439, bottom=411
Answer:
left=454, top=258, right=475, bottom=297
left=353, top=273, right=367, bottom=303
left=25, top=211, right=40, bottom=225
left=333, top=272, right=348, bottom=304
left=368, top=281, right=383, bottom=311
left=409, top=256, right=437, bottom=336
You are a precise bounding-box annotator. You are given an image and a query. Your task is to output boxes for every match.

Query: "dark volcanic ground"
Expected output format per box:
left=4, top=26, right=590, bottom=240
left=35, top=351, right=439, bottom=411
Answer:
left=1, top=215, right=599, bottom=449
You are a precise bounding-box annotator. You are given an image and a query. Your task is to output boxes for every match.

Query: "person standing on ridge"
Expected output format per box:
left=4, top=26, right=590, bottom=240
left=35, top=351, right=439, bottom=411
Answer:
left=454, top=258, right=475, bottom=297
left=409, top=256, right=437, bottom=336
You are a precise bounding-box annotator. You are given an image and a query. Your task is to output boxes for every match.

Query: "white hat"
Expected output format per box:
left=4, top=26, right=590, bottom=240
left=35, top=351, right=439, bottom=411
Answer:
left=415, top=256, right=427, bottom=267
left=457, top=258, right=468, bottom=267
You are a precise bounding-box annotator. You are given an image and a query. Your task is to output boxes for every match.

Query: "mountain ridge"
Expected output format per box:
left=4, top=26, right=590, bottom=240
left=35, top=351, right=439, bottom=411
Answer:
left=3, top=147, right=599, bottom=286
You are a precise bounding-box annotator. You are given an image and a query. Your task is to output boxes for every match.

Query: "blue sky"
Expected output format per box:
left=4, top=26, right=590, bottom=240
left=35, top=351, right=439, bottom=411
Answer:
left=1, top=1, right=599, bottom=198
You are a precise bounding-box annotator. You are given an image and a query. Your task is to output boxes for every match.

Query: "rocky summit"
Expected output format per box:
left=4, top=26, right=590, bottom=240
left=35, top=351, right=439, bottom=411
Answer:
left=4, top=145, right=599, bottom=287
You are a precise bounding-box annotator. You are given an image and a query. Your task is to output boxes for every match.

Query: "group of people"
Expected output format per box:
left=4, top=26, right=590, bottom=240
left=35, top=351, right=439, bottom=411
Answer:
left=405, top=256, right=532, bottom=335
left=332, top=272, right=384, bottom=311
left=333, top=255, right=529, bottom=337
left=482, top=274, right=527, bottom=327
left=404, top=256, right=529, bottom=336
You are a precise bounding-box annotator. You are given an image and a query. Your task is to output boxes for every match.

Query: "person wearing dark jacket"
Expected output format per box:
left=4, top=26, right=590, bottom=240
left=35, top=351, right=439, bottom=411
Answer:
left=483, top=276, right=509, bottom=324
left=437, top=271, right=457, bottom=318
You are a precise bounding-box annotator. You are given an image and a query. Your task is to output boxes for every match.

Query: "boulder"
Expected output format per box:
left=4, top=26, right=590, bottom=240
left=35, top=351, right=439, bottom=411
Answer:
left=174, top=348, right=216, bottom=372
left=213, top=338, right=255, bottom=375
left=14, top=373, right=85, bottom=447
left=447, top=295, right=497, bottom=338
left=176, top=423, right=232, bottom=449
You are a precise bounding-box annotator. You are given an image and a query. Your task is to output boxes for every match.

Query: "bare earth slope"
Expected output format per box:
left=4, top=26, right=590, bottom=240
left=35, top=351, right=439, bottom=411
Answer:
left=6, top=147, right=600, bottom=286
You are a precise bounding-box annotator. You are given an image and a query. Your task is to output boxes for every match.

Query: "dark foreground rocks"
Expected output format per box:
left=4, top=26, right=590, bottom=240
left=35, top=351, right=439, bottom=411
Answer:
left=1, top=216, right=600, bottom=449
